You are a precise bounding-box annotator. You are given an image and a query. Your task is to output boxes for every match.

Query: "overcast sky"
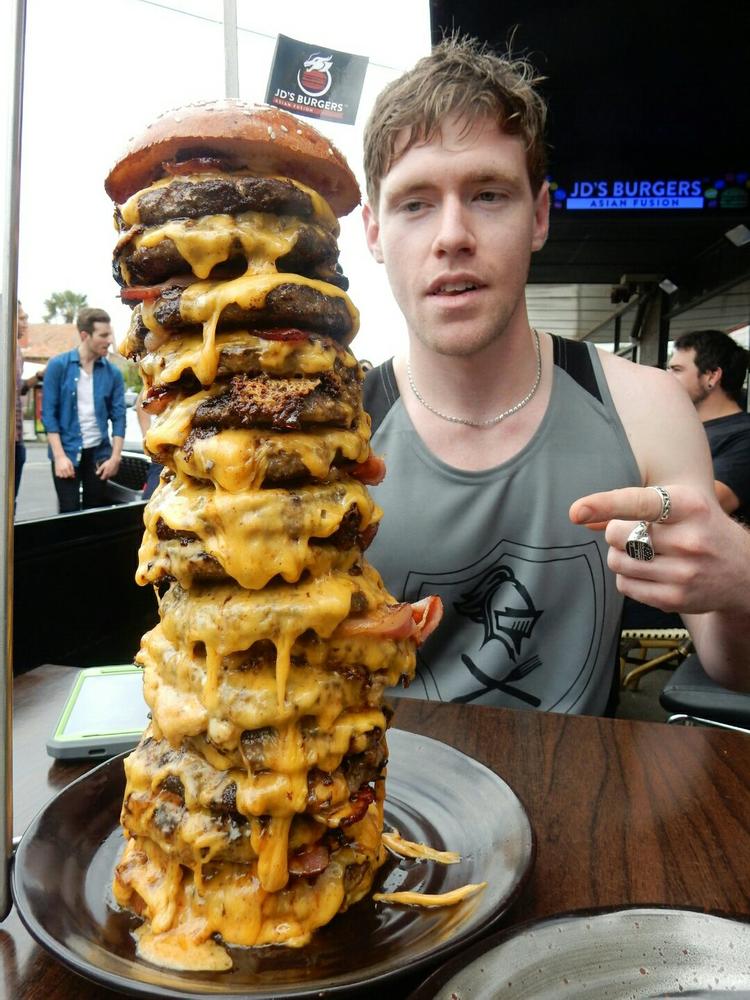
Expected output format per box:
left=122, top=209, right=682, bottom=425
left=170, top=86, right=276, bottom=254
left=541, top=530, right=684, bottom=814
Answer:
left=3, top=0, right=430, bottom=364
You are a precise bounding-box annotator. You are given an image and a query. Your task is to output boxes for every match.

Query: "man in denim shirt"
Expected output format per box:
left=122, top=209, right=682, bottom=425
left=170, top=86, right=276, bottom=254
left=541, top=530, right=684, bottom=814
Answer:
left=41, top=307, right=126, bottom=512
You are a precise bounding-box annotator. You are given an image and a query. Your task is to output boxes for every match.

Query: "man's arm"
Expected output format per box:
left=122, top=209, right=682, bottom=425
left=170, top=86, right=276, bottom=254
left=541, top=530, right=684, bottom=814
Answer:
left=711, top=427, right=750, bottom=516
left=96, top=436, right=124, bottom=480
left=109, top=368, right=127, bottom=440
left=97, top=368, right=127, bottom=479
left=714, top=479, right=740, bottom=515
left=46, top=432, right=75, bottom=479
left=570, top=352, right=750, bottom=690
left=40, top=359, right=75, bottom=479
left=571, top=484, right=750, bottom=689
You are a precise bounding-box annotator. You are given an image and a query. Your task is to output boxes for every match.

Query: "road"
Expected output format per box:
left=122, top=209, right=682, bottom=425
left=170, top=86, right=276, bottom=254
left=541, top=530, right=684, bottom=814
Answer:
left=16, top=441, right=59, bottom=521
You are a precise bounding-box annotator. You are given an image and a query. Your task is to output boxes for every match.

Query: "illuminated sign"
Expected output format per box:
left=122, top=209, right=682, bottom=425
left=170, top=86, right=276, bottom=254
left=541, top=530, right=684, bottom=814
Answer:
left=550, top=174, right=749, bottom=212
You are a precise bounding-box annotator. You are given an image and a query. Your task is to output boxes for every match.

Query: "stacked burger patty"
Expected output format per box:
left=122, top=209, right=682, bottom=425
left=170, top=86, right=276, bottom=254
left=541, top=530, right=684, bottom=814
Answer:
left=105, top=102, right=441, bottom=971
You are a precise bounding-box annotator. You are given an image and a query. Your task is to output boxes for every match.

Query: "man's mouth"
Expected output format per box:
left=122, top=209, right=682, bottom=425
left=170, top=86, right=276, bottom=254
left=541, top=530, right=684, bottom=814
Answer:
left=430, top=281, right=480, bottom=296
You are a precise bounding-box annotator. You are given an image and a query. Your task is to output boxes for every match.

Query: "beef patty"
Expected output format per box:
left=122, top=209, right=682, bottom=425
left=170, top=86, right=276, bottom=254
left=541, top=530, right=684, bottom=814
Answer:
left=117, top=175, right=326, bottom=229
left=113, top=221, right=347, bottom=290
left=152, top=281, right=355, bottom=343
left=191, top=364, right=360, bottom=431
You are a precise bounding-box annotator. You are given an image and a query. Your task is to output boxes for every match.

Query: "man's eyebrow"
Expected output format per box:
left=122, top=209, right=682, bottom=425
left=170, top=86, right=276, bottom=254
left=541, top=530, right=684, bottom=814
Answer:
left=383, top=180, right=434, bottom=204
left=467, top=168, right=526, bottom=187
left=384, top=168, right=524, bottom=204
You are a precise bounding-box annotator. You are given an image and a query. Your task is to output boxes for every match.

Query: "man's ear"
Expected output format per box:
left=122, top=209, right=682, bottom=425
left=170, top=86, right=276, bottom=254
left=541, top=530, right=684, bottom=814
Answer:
left=362, top=203, right=383, bottom=263
left=531, top=181, right=550, bottom=253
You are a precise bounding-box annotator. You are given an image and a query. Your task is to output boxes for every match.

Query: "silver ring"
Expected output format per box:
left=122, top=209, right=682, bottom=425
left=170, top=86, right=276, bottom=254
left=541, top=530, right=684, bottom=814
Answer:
left=626, top=521, right=655, bottom=561
left=649, top=485, right=671, bottom=523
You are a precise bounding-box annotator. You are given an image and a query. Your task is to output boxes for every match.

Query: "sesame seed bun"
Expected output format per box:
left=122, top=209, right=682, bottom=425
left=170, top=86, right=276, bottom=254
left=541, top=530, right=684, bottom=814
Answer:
left=104, top=100, right=360, bottom=217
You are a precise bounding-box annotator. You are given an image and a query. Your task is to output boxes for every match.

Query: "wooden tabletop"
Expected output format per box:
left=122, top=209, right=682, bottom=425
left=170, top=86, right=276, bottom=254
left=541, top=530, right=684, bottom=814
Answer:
left=2, top=664, right=750, bottom=998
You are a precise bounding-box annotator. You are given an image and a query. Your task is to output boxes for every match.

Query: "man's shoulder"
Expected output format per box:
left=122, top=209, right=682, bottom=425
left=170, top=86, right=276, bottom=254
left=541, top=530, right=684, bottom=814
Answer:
left=706, top=410, right=750, bottom=441
left=46, top=348, right=76, bottom=370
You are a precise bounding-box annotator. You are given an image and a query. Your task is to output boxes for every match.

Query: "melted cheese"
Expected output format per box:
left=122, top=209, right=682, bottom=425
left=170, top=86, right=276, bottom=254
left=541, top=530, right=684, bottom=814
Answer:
left=137, top=475, right=382, bottom=590
left=153, top=564, right=388, bottom=707
left=137, top=623, right=412, bottom=750
left=140, top=272, right=358, bottom=385
left=115, top=804, right=385, bottom=968
left=120, top=173, right=339, bottom=234
left=382, top=830, right=461, bottom=864
left=150, top=421, right=371, bottom=492
left=372, top=883, right=488, bottom=907
left=139, top=329, right=354, bottom=388
left=132, top=212, right=319, bottom=280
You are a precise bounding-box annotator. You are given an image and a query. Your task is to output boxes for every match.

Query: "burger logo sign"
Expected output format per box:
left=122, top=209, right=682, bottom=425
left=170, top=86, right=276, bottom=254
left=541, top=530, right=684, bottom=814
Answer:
left=298, top=54, right=334, bottom=98
left=266, top=34, right=368, bottom=125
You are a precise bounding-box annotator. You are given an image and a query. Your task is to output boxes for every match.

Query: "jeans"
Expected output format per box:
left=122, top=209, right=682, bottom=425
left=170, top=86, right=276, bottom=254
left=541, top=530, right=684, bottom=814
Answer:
left=52, top=446, right=111, bottom=513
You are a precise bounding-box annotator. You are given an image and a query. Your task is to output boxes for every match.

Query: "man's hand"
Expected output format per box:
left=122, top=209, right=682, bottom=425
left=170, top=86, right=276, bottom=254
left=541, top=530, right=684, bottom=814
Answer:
left=96, top=455, right=121, bottom=480
left=53, top=454, right=75, bottom=479
left=570, top=484, right=745, bottom=617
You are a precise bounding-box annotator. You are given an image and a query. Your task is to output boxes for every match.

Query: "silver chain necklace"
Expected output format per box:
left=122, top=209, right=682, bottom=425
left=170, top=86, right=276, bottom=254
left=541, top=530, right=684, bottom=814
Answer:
left=407, top=328, right=542, bottom=428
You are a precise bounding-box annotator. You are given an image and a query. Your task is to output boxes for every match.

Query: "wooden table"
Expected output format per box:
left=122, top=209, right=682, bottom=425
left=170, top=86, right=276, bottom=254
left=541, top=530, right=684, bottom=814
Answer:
left=3, top=664, right=750, bottom=998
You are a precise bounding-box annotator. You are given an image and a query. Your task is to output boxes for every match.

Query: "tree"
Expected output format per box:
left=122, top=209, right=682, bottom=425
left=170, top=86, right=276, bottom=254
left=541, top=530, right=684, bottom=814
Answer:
left=43, top=290, right=88, bottom=324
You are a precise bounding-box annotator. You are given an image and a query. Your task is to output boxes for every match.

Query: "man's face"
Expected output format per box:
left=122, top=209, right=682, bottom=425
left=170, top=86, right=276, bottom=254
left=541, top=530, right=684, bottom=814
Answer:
left=363, top=114, right=549, bottom=357
left=83, top=321, right=113, bottom=357
left=17, top=305, right=28, bottom=339
left=668, top=347, right=713, bottom=405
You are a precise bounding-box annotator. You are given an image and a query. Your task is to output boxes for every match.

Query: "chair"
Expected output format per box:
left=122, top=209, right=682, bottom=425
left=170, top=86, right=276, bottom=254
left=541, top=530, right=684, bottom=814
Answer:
left=104, top=451, right=149, bottom=504
left=619, top=627, right=693, bottom=690
left=659, top=654, right=750, bottom=734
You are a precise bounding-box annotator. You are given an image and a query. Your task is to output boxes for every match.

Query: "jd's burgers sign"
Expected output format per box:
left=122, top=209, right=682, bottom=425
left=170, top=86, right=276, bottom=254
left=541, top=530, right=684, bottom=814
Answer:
left=266, top=34, right=368, bottom=125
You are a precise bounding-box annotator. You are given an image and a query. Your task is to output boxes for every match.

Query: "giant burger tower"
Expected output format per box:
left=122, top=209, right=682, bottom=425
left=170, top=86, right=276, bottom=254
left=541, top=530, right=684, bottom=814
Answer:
left=104, top=100, right=441, bottom=970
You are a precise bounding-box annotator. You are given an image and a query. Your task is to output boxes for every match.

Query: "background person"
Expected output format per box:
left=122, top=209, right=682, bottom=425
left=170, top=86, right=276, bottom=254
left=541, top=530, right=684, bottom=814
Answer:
left=668, top=329, right=750, bottom=522
left=360, top=36, right=750, bottom=712
left=41, top=306, right=125, bottom=513
left=14, top=302, right=43, bottom=505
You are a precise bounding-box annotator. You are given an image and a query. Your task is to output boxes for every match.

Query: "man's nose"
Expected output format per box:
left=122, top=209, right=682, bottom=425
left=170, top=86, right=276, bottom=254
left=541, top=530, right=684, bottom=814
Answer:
left=432, top=198, right=476, bottom=256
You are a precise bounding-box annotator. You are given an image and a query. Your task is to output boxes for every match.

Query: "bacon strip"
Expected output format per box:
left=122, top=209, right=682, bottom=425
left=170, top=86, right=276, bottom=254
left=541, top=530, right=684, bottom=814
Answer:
left=287, top=844, right=330, bottom=877
left=120, top=275, right=194, bottom=304
left=348, top=455, right=386, bottom=485
left=334, top=596, right=443, bottom=645
left=142, top=386, right=178, bottom=415
left=163, top=157, right=227, bottom=176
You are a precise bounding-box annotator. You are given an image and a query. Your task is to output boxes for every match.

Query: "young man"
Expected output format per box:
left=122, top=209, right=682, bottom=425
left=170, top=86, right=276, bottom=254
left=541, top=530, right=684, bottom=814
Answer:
left=41, top=306, right=126, bottom=513
left=668, top=329, right=750, bottom=521
left=361, top=37, right=750, bottom=712
left=14, top=302, right=40, bottom=504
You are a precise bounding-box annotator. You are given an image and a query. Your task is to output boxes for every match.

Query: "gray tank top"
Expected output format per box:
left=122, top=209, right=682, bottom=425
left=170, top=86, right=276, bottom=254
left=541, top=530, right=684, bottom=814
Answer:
left=363, top=336, right=640, bottom=716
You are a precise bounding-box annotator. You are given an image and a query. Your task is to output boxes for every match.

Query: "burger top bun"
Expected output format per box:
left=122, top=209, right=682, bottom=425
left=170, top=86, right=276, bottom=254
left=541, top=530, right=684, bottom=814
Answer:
left=104, top=100, right=360, bottom=217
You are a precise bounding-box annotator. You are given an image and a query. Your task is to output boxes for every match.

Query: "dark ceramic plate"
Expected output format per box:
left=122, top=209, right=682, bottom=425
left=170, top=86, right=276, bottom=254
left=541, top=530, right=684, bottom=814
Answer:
left=12, top=729, right=534, bottom=998
left=410, top=907, right=750, bottom=999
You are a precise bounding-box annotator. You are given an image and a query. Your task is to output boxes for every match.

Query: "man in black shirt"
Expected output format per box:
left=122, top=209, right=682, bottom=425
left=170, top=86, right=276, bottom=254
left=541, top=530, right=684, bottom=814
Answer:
left=669, top=329, right=750, bottom=522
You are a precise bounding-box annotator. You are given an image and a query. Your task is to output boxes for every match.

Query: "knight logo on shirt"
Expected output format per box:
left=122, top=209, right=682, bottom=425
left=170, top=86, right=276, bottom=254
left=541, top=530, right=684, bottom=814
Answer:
left=404, top=537, right=608, bottom=710
left=454, top=565, right=542, bottom=659
left=266, top=34, right=369, bottom=125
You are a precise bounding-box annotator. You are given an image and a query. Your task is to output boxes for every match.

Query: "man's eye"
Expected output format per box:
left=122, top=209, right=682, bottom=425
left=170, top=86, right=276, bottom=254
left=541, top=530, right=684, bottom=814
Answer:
left=402, top=200, right=425, bottom=212
left=477, top=191, right=503, bottom=203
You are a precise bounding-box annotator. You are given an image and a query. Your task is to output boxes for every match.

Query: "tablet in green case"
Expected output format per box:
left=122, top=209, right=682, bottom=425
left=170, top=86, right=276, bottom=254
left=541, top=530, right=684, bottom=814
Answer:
left=46, top=664, right=149, bottom=760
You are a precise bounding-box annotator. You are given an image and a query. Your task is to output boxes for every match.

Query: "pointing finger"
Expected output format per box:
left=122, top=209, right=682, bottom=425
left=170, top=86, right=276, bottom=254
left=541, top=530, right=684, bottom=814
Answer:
left=570, top=486, right=671, bottom=527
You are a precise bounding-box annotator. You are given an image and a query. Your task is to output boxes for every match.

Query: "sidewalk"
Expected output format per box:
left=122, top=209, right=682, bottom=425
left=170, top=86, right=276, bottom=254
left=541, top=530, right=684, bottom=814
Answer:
left=16, top=440, right=58, bottom=521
